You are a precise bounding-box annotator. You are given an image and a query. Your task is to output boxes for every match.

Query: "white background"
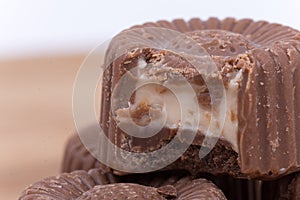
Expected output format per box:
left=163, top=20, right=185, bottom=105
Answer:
left=0, top=0, right=300, bottom=58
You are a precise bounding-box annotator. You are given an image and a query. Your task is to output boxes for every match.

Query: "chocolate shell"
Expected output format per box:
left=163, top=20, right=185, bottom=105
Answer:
left=77, top=178, right=227, bottom=200
left=261, top=171, right=300, bottom=199
left=20, top=168, right=226, bottom=200
left=61, top=131, right=109, bottom=173
left=19, top=168, right=120, bottom=200
left=97, top=17, right=300, bottom=179
left=77, top=183, right=166, bottom=200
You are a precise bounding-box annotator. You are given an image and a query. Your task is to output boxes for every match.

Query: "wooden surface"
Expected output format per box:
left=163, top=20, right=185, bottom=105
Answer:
left=0, top=54, right=87, bottom=199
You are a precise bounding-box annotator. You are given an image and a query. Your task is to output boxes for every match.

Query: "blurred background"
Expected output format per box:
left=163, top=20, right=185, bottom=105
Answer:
left=1, top=0, right=300, bottom=199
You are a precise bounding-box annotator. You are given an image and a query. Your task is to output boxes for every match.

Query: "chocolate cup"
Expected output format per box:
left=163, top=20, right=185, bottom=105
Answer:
left=78, top=178, right=227, bottom=200
left=61, top=133, right=300, bottom=199
left=60, top=130, right=300, bottom=200
left=125, top=170, right=300, bottom=200
left=172, top=177, right=227, bottom=200
left=99, top=17, right=300, bottom=179
left=195, top=172, right=300, bottom=200
left=20, top=168, right=226, bottom=200
left=260, top=171, right=300, bottom=200
left=61, top=132, right=110, bottom=173
left=19, top=168, right=120, bottom=200
left=77, top=183, right=166, bottom=200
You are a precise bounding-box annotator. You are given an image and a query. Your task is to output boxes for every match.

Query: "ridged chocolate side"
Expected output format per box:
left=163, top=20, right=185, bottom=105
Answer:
left=78, top=183, right=165, bottom=200
left=195, top=173, right=256, bottom=200
left=188, top=18, right=205, bottom=31
left=199, top=172, right=300, bottom=200
left=231, top=19, right=253, bottom=33
left=61, top=133, right=109, bottom=173
left=204, top=17, right=221, bottom=29
left=78, top=177, right=227, bottom=200
left=60, top=132, right=300, bottom=199
left=130, top=171, right=300, bottom=200
left=100, top=17, right=300, bottom=178
left=291, top=42, right=300, bottom=165
left=238, top=48, right=275, bottom=176
left=239, top=41, right=300, bottom=178
left=100, top=64, right=113, bottom=171
left=19, top=168, right=120, bottom=200
left=260, top=171, right=300, bottom=199
left=21, top=167, right=228, bottom=200
left=286, top=172, right=300, bottom=199
left=173, top=177, right=227, bottom=200
left=220, top=18, right=236, bottom=31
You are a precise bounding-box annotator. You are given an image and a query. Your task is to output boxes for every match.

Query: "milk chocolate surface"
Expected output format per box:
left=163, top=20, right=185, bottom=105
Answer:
left=19, top=168, right=120, bottom=200
left=77, top=183, right=165, bottom=200
left=20, top=17, right=300, bottom=200
left=20, top=168, right=226, bottom=200
left=100, top=17, right=300, bottom=179
left=261, top=171, right=300, bottom=200
left=77, top=178, right=227, bottom=200
left=61, top=133, right=300, bottom=199
left=61, top=131, right=109, bottom=173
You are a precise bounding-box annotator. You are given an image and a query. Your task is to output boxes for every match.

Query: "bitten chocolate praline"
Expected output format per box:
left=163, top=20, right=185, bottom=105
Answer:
left=23, top=17, right=300, bottom=200
left=100, top=17, right=300, bottom=179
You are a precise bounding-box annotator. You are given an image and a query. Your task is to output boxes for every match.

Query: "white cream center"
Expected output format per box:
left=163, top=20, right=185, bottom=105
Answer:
left=115, top=59, right=242, bottom=151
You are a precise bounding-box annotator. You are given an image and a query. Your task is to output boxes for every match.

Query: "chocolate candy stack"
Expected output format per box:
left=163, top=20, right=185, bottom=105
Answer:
left=20, top=17, right=300, bottom=199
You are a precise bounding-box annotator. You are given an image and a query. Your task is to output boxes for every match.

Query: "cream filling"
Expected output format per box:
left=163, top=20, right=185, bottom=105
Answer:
left=115, top=59, right=242, bottom=152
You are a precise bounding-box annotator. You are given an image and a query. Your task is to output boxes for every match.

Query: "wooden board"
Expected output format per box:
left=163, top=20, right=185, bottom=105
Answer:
left=0, top=54, right=87, bottom=199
